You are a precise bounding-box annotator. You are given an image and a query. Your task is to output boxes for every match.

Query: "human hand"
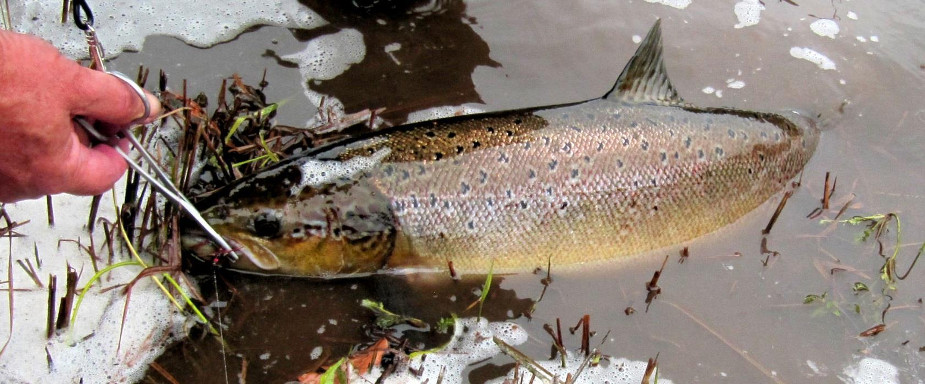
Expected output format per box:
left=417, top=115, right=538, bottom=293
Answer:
left=0, top=30, right=162, bottom=203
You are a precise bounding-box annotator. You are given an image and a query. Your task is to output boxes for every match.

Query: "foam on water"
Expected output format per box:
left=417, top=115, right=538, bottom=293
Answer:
left=644, top=0, right=693, bottom=10
left=486, top=352, right=675, bottom=384
left=282, top=28, right=366, bottom=81
left=733, top=0, right=765, bottom=29
left=358, top=317, right=528, bottom=384
left=810, top=19, right=840, bottom=39
left=11, top=1, right=327, bottom=59
left=790, top=47, right=837, bottom=70
left=841, top=357, right=899, bottom=384
left=0, top=194, right=189, bottom=383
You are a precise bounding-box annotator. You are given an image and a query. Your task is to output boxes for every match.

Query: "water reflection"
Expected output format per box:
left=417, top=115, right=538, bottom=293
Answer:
left=287, top=0, right=499, bottom=123
left=152, top=269, right=534, bottom=382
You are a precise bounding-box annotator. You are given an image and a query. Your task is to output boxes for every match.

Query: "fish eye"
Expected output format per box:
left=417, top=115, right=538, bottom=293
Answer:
left=252, top=211, right=282, bottom=238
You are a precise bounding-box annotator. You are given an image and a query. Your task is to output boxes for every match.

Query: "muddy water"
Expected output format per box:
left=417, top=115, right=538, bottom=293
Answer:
left=115, top=0, right=925, bottom=382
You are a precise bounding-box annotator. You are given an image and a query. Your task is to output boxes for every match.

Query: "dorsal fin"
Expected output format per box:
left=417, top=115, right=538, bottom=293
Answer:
left=603, top=19, right=683, bottom=105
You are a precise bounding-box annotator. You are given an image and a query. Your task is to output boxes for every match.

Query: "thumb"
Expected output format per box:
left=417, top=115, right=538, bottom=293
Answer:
left=64, top=142, right=128, bottom=196
left=67, top=67, right=162, bottom=132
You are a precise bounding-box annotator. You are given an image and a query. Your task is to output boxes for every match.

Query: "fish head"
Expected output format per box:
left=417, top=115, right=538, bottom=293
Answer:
left=182, top=158, right=397, bottom=277
left=785, top=109, right=821, bottom=147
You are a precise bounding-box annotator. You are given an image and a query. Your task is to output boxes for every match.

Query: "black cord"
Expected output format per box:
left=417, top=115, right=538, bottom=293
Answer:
left=72, top=0, right=93, bottom=31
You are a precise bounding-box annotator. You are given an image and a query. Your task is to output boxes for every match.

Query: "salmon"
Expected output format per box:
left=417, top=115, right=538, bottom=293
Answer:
left=182, top=20, right=820, bottom=277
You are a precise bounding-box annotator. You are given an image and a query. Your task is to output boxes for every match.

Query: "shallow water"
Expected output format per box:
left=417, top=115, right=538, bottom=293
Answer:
left=100, top=0, right=925, bottom=382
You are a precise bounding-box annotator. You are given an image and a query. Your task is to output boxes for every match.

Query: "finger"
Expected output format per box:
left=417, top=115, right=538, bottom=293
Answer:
left=64, top=143, right=128, bottom=196
left=67, top=67, right=163, bottom=130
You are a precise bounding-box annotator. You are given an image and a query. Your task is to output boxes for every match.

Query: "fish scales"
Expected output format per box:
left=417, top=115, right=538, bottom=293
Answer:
left=183, top=20, right=820, bottom=277
left=354, top=101, right=814, bottom=272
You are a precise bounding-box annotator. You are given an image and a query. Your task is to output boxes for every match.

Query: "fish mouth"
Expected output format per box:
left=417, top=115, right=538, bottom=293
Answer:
left=181, top=230, right=281, bottom=271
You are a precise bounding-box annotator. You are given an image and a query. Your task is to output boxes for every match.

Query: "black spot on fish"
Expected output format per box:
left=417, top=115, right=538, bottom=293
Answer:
left=774, top=132, right=781, bottom=141
left=633, top=180, right=640, bottom=188
left=548, top=159, right=558, bottom=171
left=748, top=168, right=753, bottom=174
left=460, top=182, right=471, bottom=195
left=514, top=118, right=523, bottom=125
left=560, top=201, right=569, bottom=210
left=741, top=133, right=748, bottom=140
left=622, top=137, right=630, bottom=147
left=425, top=131, right=436, bottom=138
left=367, top=148, right=376, bottom=155
left=761, top=131, right=768, bottom=139
left=486, top=126, right=495, bottom=133
left=498, top=152, right=510, bottom=163
left=562, top=142, right=572, bottom=153
left=505, top=130, right=514, bottom=137
left=434, top=152, right=443, bottom=161
left=472, top=141, right=481, bottom=148
left=417, top=165, right=426, bottom=175
left=571, top=125, right=582, bottom=132
left=520, top=200, right=528, bottom=209
left=447, top=131, right=457, bottom=138
left=528, top=169, right=536, bottom=179
left=651, top=178, right=658, bottom=186
left=630, top=121, right=638, bottom=128
left=715, top=147, right=724, bottom=156
left=653, top=205, right=658, bottom=212
left=410, top=195, right=419, bottom=209
left=506, top=189, right=513, bottom=198
left=524, top=142, right=531, bottom=150
left=758, top=153, right=766, bottom=161
left=674, top=151, right=679, bottom=159
left=571, top=169, right=579, bottom=179
left=479, top=170, right=488, bottom=184
left=487, top=197, right=494, bottom=206
left=616, top=159, right=624, bottom=168
left=429, top=193, right=438, bottom=207
left=543, top=136, right=551, bottom=146
left=456, top=145, right=464, bottom=154
left=684, top=136, right=692, bottom=148
left=728, top=129, right=735, bottom=139
left=546, top=187, right=553, bottom=196
left=698, top=149, right=705, bottom=159
left=443, top=201, right=451, bottom=209
left=583, top=155, right=591, bottom=163
left=467, top=221, right=475, bottom=230
left=641, top=140, right=649, bottom=151
left=401, top=170, right=410, bottom=180
left=660, top=152, right=667, bottom=162
left=597, top=142, right=604, bottom=152
left=252, top=212, right=281, bottom=238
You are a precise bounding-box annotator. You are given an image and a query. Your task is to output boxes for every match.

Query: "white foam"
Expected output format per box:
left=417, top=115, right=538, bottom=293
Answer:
left=359, top=317, right=528, bottom=384
left=632, top=35, right=643, bottom=44
left=847, top=11, right=859, bottom=20
left=11, top=1, right=327, bottom=60
left=726, top=79, right=746, bottom=89
left=810, top=19, right=840, bottom=39
left=702, top=86, right=716, bottom=94
left=282, top=28, right=366, bottom=81
left=734, top=0, right=765, bottom=29
left=0, top=193, right=188, bottom=383
left=291, top=148, right=391, bottom=196
left=790, top=47, right=837, bottom=70
left=644, top=0, right=692, bottom=10
left=841, top=357, right=898, bottom=384
left=486, top=351, right=676, bottom=384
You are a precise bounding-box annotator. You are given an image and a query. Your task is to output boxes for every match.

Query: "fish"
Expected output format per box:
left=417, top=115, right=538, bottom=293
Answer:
left=182, top=20, right=820, bottom=278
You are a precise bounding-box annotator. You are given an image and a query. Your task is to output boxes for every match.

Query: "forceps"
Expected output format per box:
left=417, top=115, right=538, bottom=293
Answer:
left=71, top=1, right=238, bottom=262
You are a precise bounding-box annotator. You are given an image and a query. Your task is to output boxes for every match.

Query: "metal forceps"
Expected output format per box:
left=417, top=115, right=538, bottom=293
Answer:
left=71, top=0, right=238, bottom=262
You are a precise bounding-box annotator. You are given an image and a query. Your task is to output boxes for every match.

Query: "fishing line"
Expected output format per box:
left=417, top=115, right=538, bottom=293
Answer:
left=212, top=267, right=230, bottom=384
